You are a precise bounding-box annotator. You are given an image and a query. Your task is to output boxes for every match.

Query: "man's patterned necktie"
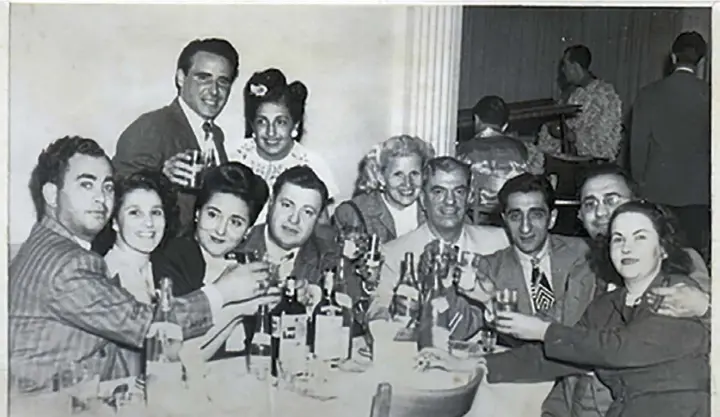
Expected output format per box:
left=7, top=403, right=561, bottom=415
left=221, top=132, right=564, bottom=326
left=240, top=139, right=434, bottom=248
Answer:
left=531, top=257, right=555, bottom=312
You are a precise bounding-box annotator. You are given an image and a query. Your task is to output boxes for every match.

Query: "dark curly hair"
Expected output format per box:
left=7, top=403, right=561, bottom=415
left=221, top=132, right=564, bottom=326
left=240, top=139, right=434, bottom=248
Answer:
left=591, top=200, right=692, bottom=286
left=498, top=173, right=556, bottom=213
left=175, top=38, right=240, bottom=88
left=92, top=170, right=178, bottom=255
left=194, top=162, right=269, bottom=225
left=29, top=136, right=110, bottom=222
left=243, top=68, right=309, bottom=142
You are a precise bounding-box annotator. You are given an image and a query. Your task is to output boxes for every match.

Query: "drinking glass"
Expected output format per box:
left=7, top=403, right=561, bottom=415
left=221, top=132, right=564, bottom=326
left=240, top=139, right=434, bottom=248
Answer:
left=479, top=329, right=497, bottom=354
left=186, top=150, right=206, bottom=189
left=494, top=289, right=519, bottom=313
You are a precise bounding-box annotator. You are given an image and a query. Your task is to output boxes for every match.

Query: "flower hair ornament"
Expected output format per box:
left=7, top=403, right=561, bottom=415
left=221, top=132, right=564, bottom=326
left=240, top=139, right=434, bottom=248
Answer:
left=249, top=83, right=268, bottom=97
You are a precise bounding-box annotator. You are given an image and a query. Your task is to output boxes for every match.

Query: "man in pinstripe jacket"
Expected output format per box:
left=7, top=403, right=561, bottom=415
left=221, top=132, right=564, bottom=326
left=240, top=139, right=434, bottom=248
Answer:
left=9, top=136, right=278, bottom=393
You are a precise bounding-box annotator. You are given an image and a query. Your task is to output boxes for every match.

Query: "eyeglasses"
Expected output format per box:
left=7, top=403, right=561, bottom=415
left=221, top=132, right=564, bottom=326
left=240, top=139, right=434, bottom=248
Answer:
left=580, top=194, right=629, bottom=214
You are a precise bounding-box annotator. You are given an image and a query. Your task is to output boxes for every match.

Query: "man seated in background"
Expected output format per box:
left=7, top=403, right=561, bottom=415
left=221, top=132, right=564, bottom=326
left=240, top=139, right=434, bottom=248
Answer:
left=456, top=95, right=543, bottom=225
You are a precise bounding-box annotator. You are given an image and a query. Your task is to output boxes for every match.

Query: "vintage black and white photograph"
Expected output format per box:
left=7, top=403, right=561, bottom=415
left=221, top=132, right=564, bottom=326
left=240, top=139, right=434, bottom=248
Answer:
left=5, top=3, right=713, bottom=417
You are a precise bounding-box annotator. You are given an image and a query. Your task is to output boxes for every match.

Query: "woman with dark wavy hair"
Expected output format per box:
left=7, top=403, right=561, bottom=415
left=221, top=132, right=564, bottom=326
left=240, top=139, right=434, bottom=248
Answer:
left=230, top=68, right=339, bottom=222
left=93, top=170, right=178, bottom=305
left=486, top=200, right=709, bottom=417
left=91, top=170, right=178, bottom=376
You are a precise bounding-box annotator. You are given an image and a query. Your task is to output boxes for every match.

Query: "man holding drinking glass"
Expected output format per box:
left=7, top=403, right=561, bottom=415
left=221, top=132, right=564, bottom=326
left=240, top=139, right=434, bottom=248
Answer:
left=113, top=38, right=240, bottom=234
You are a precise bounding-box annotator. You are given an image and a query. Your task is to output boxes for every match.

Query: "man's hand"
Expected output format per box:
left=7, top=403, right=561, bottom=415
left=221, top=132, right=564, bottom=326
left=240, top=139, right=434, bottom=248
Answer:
left=459, top=271, right=495, bottom=304
left=495, top=311, right=551, bottom=342
left=648, top=283, right=710, bottom=318
left=213, top=261, right=274, bottom=304
left=162, top=150, right=196, bottom=187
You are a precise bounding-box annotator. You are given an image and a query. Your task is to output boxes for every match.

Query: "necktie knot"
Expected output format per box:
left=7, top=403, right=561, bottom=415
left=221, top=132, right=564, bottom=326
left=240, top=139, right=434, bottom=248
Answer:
left=202, top=120, right=213, bottom=134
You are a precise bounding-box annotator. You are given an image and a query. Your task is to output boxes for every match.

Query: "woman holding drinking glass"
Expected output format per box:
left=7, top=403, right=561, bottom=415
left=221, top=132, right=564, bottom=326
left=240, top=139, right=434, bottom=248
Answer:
left=489, top=201, right=709, bottom=417
left=92, top=170, right=178, bottom=377
left=151, top=162, right=274, bottom=360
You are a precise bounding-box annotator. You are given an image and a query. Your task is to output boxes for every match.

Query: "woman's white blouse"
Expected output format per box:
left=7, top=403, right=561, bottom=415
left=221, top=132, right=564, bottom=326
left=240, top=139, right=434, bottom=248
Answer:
left=104, top=248, right=155, bottom=305
left=228, top=139, right=341, bottom=222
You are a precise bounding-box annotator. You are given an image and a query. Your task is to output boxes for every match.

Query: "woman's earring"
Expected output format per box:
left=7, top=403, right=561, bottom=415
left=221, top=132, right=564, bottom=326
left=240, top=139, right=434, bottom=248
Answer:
left=291, top=129, right=298, bottom=138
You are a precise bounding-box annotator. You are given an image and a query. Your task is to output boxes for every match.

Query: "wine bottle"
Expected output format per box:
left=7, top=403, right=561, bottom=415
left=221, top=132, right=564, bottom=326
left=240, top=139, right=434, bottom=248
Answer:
left=270, top=276, right=307, bottom=379
left=309, top=269, right=348, bottom=362
left=144, top=278, right=184, bottom=408
left=252, top=304, right=272, bottom=356
left=392, top=252, right=417, bottom=321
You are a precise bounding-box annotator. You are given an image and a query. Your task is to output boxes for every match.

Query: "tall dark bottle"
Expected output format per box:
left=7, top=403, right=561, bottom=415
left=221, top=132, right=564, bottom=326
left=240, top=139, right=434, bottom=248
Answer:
left=270, top=276, right=307, bottom=379
left=144, top=278, right=184, bottom=408
left=252, top=304, right=272, bottom=356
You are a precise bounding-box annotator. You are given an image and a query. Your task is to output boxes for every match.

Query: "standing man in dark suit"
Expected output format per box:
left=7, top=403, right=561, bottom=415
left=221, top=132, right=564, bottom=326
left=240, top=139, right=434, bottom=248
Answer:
left=113, top=38, right=240, bottom=234
left=9, top=136, right=278, bottom=393
left=629, top=32, right=710, bottom=263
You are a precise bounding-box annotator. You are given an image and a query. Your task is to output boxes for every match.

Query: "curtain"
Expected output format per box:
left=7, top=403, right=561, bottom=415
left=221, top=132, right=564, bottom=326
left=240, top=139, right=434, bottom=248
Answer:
left=458, top=7, right=704, bottom=113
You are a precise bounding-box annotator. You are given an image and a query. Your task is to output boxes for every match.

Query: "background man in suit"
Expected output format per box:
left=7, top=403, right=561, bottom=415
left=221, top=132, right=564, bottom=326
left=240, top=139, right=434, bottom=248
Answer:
left=629, top=31, right=710, bottom=263
left=367, top=156, right=509, bottom=322
left=113, top=38, right=240, bottom=233
left=9, top=136, right=278, bottom=392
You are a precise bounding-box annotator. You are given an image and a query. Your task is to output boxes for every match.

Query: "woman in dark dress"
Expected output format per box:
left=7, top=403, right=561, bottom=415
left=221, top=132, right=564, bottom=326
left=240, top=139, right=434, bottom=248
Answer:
left=492, top=201, right=709, bottom=417
left=152, top=162, right=270, bottom=360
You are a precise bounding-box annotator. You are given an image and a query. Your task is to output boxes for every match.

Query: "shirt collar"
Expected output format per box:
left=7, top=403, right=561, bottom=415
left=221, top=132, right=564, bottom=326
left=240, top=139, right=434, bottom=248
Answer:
left=674, top=66, right=696, bottom=74
left=426, top=223, right=469, bottom=247
left=177, top=96, right=210, bottom=143
left=514, top=237, right=551, bottom=265
left=264, top=227, right=300, bottom=263
left=41, top=215, right=93, bottom=251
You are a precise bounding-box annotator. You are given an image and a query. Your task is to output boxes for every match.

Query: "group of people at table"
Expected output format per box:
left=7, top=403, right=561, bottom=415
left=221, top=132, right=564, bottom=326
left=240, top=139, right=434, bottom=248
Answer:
left=9, top=36, right=710, bottom=417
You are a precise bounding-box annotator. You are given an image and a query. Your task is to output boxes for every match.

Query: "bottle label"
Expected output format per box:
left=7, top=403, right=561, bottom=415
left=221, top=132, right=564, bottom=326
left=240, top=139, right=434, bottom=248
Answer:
left=314, top=316, right=345, bottom=360
left=271, top=315, right=282, bottom=338
left=279, top=313, right=307, bottom=373
left=146, top=322, right=183, bottom=362
left=254, top=332, right=272, bottom=347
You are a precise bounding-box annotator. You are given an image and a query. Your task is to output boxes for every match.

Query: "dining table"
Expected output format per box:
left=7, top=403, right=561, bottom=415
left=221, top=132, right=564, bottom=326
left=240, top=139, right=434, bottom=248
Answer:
left=9, top=338, right=555, bottom=417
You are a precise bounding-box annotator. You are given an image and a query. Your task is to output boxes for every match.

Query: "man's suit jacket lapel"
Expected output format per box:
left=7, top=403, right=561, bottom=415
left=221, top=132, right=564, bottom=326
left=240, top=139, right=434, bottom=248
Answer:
left=292, top=237, right=324, bottom=285
left=548, top=235, right=572, bottom=301
left=168, top=98, right=201, bottom=153
left=240, top=224, right=325, bottom=285
left=497, top=250, right=534, bottom=315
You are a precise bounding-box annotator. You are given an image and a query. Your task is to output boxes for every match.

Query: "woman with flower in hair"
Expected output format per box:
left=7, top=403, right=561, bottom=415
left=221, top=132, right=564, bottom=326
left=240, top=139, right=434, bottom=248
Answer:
left=334, top=135, right=435, bottom=244
left=231, top=68, right=340, bottom=221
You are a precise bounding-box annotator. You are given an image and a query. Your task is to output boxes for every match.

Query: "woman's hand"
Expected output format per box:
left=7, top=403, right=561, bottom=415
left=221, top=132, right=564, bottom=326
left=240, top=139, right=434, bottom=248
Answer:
left=495, top=311, right=551, bottom=342
left=648, top=283, right=710, bottom=318
left=213, top=261, right=273, bottom=304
